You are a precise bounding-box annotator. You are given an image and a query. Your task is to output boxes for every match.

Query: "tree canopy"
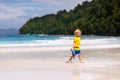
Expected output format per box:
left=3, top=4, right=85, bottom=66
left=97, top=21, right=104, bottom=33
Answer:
left=19, top=0, right=120, bottom=36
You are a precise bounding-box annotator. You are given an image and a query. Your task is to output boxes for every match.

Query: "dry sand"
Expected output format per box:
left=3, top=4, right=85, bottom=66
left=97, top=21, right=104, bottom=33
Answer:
left=0, top=48, right=120, bottom=80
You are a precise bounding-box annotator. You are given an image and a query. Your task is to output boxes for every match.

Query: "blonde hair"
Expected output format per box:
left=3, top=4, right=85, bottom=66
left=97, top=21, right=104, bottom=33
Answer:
left=74, top=29, right=81, bottom=36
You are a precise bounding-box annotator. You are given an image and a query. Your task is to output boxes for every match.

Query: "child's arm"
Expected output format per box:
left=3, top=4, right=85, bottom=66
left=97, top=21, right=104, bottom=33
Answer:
left=73, top=39, right=75, bottom=49
left=73, top=41, right=79, bottom=48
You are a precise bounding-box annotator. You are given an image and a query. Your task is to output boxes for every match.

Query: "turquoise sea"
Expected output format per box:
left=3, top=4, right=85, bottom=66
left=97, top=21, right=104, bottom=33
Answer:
left=0, top=35, right=120, bottom=51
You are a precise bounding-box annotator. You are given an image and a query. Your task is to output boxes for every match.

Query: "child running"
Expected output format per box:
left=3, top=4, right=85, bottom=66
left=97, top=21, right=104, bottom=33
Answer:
left=68, top=29, right=84, bottom=63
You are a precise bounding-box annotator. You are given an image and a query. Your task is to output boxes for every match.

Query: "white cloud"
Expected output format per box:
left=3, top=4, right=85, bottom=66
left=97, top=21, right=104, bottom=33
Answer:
left=31, top=0, right=92, bottom=11
left=32, top=0, right=92, bottom=5
left=20, top=7, right=42, bottom=10
left=0, top=3, right=25, bottom=20
left=31, top=0, right=60, bottom=5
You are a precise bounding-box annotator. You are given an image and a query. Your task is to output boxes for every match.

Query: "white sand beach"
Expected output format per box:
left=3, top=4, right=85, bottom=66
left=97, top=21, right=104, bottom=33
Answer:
left=0, top=59, right=72, bottom=80
left=0, top=48, right=120, bottom=80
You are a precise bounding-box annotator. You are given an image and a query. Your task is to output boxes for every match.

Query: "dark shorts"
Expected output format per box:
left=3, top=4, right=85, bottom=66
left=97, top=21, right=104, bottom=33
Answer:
left=71, top=49, right=81, bottom=56
left=74, top=50, right=81, bottom=55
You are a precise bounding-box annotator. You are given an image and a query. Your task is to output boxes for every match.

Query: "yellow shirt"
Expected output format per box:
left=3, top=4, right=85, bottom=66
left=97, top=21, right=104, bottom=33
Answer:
left=73, top=36, right=81, bottom=50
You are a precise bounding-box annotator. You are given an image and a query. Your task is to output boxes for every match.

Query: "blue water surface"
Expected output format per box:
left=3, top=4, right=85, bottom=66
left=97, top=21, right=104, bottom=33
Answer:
left=0, top=35, right=61, bottom=44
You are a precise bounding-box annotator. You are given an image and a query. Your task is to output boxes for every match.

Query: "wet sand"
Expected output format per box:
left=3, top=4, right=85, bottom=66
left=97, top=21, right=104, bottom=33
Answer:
left=0, top=48, right=120, bottom=80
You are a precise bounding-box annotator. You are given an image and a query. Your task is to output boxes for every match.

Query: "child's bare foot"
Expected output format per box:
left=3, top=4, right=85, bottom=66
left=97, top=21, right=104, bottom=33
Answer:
left=80, top=61, right=84, bottom=63
left=69, top=60, right=72, bottom=63
left=66, top=61, right=72, bottom=63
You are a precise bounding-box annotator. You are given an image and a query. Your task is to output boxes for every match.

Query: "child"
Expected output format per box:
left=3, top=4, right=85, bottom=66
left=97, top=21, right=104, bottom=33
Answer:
left=68, top=29, right=84, bottom=63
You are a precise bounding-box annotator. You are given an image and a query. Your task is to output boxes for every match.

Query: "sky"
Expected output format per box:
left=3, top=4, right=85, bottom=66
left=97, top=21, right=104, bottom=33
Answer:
left=0, top=0, right=91, bottom=29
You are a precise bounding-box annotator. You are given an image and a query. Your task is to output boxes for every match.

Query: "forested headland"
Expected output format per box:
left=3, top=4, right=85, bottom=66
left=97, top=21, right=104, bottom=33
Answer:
left=19, top=0, right=120, bottom=36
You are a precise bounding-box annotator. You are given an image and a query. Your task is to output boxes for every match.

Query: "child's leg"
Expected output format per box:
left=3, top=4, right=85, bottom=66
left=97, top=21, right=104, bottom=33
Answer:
left=68, top=56, right=74, bottom=63
left=78, top=54, right=84, bottom=63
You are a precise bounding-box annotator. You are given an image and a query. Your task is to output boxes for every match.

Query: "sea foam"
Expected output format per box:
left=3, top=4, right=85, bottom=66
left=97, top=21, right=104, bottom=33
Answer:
left=0, top=36, right=120, bottom=52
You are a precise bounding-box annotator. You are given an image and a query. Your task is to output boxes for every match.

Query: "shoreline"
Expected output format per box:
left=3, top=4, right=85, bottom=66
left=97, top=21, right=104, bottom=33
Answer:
left=0, top=45, right=120, bottom=52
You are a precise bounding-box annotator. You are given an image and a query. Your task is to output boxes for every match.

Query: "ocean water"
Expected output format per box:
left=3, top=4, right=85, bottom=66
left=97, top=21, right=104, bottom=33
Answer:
left=0, top=35, right=120, bottom=51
